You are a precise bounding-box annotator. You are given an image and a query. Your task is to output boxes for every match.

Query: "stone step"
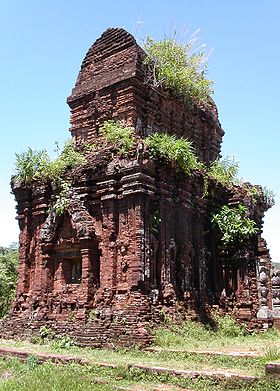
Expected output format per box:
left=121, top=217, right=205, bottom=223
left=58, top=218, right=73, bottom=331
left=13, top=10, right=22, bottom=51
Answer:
left=265, top=362, right=280, bottom=378
left=145, top=347, right=264, bottom=358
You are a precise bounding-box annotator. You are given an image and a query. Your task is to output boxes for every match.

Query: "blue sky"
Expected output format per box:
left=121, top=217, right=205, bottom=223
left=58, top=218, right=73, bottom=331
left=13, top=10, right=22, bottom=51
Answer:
left=0, top=1, right=279, bottom=261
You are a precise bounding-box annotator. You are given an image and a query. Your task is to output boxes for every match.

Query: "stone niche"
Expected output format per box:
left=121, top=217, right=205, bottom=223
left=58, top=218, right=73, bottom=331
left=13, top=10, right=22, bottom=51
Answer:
left=2, top=28, right=278, bottom=347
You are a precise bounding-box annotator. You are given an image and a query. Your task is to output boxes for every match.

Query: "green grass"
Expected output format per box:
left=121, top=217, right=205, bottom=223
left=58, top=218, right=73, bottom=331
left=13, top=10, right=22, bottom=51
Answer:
left=0, top=332, right=279, bottom=378
left=0, top=315, right=279, bottom=390
left=153, top=315, right=280, bottom=353
left=0, top=357, right=279, bottom=391
left=0, top=358, right=113, bottom=391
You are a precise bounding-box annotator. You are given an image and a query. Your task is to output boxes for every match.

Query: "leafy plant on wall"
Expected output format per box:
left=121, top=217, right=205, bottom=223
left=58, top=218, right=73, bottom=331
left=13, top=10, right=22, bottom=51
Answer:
left=211, top=204, right=258, bottom=245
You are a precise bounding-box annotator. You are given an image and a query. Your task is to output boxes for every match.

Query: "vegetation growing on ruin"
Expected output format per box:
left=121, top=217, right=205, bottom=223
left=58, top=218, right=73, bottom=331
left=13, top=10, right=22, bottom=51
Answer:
left=0, top=245, right=18, bottom=318
left=14, top=129, right=275, bottom=215
left=144, top=132, right=203, bottom=174
left=13, top=123, right=274, bottom=227
left=144, top=35, right=213, bottom=105
left=100, top=120, right=136, bottom=154
left=208, top=156, right=239, bottom=186
left=262, top=186, right=275, bottom=208
left=245, top=185, right=275, bottom=208
left=149, top=208, right=161, bottom=235
left=53, top=180, right=71, bottom=216
left=14, top=140, right=89, bottom=215
left=211, top=204, right=258, bottom=244
left=14, top=140, right=87, bottom=184
left=206, top=158, right=275, bottom=209
left=13, top=122, right=135, bottom=217
left=40, top=140, right=87, bottom=182
left=14, top=148, right=49, bottom=183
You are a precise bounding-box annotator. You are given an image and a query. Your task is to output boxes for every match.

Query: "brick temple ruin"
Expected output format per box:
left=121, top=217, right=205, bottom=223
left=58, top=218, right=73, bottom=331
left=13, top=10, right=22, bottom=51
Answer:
left=2, top=28, right=280, bottom=346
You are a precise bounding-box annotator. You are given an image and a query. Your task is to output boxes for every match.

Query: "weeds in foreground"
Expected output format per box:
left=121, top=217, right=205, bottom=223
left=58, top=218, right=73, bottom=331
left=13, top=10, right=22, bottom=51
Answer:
left=264, top=345, right=280, bottom=362
left=51, top=336, right=76, bottom=350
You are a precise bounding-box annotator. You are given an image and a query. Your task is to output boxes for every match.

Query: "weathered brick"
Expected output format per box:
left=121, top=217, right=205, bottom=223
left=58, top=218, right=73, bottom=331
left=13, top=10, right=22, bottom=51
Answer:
left=2, top=28, right=277, bottom=347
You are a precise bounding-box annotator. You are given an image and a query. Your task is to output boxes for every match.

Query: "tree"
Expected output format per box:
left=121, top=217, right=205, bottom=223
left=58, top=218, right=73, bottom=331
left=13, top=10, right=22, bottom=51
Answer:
left=0, top=244, right=18, bottom=317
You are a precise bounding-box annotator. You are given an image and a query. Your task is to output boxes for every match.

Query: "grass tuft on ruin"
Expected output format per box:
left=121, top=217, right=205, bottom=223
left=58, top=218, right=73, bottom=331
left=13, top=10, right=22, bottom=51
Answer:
left=208, top=156, right=239, bottom=186
left=144, top=132, right=203, bottom=174
left=100, top=120, right=136, bottom=155
left=14, top=139, right=87, bottom=185
left=144, top=35, right=213, bottom=105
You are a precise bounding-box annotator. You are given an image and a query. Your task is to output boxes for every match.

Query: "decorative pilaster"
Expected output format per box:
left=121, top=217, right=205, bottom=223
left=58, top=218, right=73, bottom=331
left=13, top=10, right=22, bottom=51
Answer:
left=256, top=258, right=271, bottom=319
left=271, top=269, right=280, bottom=319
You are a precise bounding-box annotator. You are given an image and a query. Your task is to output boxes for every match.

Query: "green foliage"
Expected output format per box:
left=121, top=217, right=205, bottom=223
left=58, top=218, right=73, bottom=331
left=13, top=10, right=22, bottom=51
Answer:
left=100, top=120, right=135, bottom=154
left=149, top=209, right=161, bottom=235
left=53, top=180, right=70, bottom=216
left=0, top=358, right=114, bottom=390
left=40, top=139, right=87, bottom=182
left=145, top=132, right=202, bottom=174
left=81, top=142, right=96, bottom=155
left=69, top=310, right=75, bottom=322
left=234, top=182, right=272, bottom=207
left=202, top=175, right=209, bottom=198
left=14, top=148, right=50, bottom=183
left=1, top=326, right=280, bottom=390
left=212, top=311, right=246, bottom=337
left=243, top=184, right=262, bottom=203
left=264, top=345, right=280, bottom=361
left=262, top=186, right=275, bottom=208
left=154, top=316, right=212, bottom=348
left=39, top=326, right=52, bottom=340
left=153, top=313, right=280, bottom=354
left=153, top=314, right=248, bottom=350
left=1, top=357, right=280, bottom=391
left=208, top=156, right=239, bottom=186
left=144, top=36, right=213, bottom=105
left=51, top=335, right=76, bottom=350
left=211, top=204, right=258, bottom=244
left=14, top=140, right=87, bottom=184
left=0, top=244, right=18, bottom=318
left=208, top=160, right=275, bottom=210
left=25, top=355, right=40, bottom=370
left=14, top=140, right=88, bottom=216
